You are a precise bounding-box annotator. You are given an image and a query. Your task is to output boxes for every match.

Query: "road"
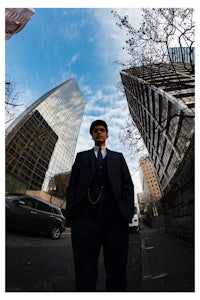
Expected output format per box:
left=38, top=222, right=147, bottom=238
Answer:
left=6, top=225, right=194, bottom=292
left=6, top=227, right=141, bottom=292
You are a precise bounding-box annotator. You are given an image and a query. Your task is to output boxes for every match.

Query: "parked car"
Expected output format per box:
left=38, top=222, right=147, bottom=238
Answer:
left=6, top=194, right=65, bottom=239
left=61, top=208, right=71, bottom=227
left=129, top=205, right=140, bottom=233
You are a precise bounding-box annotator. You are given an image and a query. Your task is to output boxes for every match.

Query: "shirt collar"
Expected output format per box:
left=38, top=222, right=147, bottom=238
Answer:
left=94, top=145, right=106, bottom=151
left=94, top=146, right=107, bottom=158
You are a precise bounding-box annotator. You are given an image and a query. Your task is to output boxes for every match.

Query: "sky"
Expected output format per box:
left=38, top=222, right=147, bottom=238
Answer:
left=5, top=3, right=149, bottom=195
left=4, top=0, right=198, bottom=197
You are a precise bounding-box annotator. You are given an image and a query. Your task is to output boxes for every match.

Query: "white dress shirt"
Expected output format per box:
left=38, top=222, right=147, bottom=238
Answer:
left=94, top=146, right=107, bottom=159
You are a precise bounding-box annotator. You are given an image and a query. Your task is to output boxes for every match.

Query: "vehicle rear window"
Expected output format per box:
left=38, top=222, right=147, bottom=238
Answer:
left=37, top=201, right=53, bottom=213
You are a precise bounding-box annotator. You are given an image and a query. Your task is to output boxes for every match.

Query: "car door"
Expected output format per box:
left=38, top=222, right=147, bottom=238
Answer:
left=11, top=197, right=38, bottom=231
left=34, top=201, right=54, bottom=233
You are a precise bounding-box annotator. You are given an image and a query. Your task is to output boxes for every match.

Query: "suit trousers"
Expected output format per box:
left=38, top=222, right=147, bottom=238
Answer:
left=71, top=199, right=129, bottom=292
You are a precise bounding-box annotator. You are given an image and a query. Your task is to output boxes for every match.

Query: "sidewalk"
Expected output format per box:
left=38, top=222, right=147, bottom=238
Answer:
left=141, top=225, right=194, bottom=292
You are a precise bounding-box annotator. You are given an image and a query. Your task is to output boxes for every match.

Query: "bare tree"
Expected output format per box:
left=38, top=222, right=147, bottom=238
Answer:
left=111, top=8, right=195, bottom=71
left=119, top=115, right=145, bottom=152
left=5, top=74, right=25, bottom=124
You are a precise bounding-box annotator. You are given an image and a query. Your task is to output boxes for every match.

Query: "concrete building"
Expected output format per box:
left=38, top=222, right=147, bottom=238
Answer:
left=139, top=156, right=162, bottom=205
left=137, top=192, right=146, bottom=213
left=120, top=62, right=195, bottom=192
left=5, top=8, right=35, bottom=40
left=6, top=78, right=85, bottom=194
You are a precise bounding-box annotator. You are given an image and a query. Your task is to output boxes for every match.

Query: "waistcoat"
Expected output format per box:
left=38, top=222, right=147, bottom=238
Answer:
left=88, top=155, right=114, bottom=204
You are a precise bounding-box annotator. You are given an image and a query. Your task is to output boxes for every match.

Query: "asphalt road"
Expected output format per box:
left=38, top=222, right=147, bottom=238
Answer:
left=6, top=225, right=194, bottom=292
left=6, top=227, right=141, bottom=292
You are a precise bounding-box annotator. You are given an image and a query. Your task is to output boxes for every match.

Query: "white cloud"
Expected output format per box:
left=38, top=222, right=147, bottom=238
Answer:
left=56, top=8, right=145, bottom=193
left=84, top=8, right=146, bottom=194
left=93, top=8, right=142, bottom=64
left=76, top=83, right=130, bottom=153
left=88, top=36, right=96, bottom=42
left=67, top=52, right=80, bottom=66
left=81, top=84, right=93, bottom=96
left=5, top=7, right=145, bottom=194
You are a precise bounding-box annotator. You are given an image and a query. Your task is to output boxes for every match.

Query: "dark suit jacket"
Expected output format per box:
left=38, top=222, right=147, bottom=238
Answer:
left=66, top=148, right=134, bottom=223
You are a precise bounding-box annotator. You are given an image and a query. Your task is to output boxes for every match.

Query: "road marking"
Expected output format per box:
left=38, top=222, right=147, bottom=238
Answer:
left=152, top=273, right=167, bottom=279
left=143, top=273, right=167, bottom=280
left=143, top=275, right=153, bottom=279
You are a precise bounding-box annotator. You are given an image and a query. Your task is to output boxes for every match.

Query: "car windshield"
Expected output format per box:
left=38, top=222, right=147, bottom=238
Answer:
left=6, top=195, right=18, bottom=200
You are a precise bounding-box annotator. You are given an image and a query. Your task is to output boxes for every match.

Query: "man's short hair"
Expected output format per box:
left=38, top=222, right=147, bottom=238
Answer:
left=89, top=120, right=108, bottom=135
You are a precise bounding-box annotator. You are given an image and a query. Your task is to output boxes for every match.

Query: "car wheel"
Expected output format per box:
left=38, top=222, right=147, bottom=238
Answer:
left=50, top=224, right=62, bottom=240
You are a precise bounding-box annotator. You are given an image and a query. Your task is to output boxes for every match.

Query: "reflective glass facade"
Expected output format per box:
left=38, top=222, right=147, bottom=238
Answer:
left=6, top=78, right=85, bottom=192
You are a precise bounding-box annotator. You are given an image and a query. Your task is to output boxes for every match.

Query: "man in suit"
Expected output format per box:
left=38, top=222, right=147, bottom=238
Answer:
left=66, top=120, right=134, bottom=292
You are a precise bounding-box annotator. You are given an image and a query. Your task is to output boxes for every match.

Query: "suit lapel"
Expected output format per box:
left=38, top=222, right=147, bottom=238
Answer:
left=106, top=148, right=120, bottom=172
left=106, top=148, right=114, bottom=170
left=88, top=148, right=95, bottom=170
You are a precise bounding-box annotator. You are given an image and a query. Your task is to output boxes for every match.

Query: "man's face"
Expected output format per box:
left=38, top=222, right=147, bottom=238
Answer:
left=92, top=125, right=108, bottom=146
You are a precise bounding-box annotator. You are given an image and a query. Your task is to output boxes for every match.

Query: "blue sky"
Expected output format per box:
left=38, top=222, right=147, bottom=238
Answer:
left=5, top=0, right=195, bottom=195
left=5, top=4, right=147, bottom=194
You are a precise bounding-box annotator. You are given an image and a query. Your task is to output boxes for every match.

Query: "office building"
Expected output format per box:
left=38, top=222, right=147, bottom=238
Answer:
left=6, top=78, right=85, bottom=194
left=139, top=156, right=162, bottom=204
left=120, top=62, right=195, bottom=191
left=5, top=8, right=35, bottom=40
left=137, top=192, right=146, bottom=213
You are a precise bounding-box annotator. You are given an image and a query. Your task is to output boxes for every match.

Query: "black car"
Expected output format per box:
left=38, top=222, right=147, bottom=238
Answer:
left=6, top=194, right=65, bottom=239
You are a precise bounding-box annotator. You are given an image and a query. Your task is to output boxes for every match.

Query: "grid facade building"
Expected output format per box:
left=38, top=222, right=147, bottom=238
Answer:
left=139, top=156, right=162, bottom=204
left=6, top=78, right=85, bottom=193
left=120, top=62, right=195, bottom=192
left=169, top=47, right=195, bottom=64
left=5, top=8, right=35, bottom=40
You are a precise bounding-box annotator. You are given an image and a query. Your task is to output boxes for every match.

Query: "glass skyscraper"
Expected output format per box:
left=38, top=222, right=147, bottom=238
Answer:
left=6, top=78, right=85, bottom=193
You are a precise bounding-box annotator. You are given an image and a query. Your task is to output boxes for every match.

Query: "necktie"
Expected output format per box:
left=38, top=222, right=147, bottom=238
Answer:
left=97, top=147, right=103, bottom=162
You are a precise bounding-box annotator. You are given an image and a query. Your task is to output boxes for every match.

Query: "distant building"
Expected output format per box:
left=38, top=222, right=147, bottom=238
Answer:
left=120, top=62, right=195, bottom=192
left=5, top=8, right=35, bottom=40
left=139, top=156, right=162, bottom=205
left=137, top=192, right=146, bottom=213
left=6, top=78, right=85, bottom=194
left=48, top=171, right=71, bottom=200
